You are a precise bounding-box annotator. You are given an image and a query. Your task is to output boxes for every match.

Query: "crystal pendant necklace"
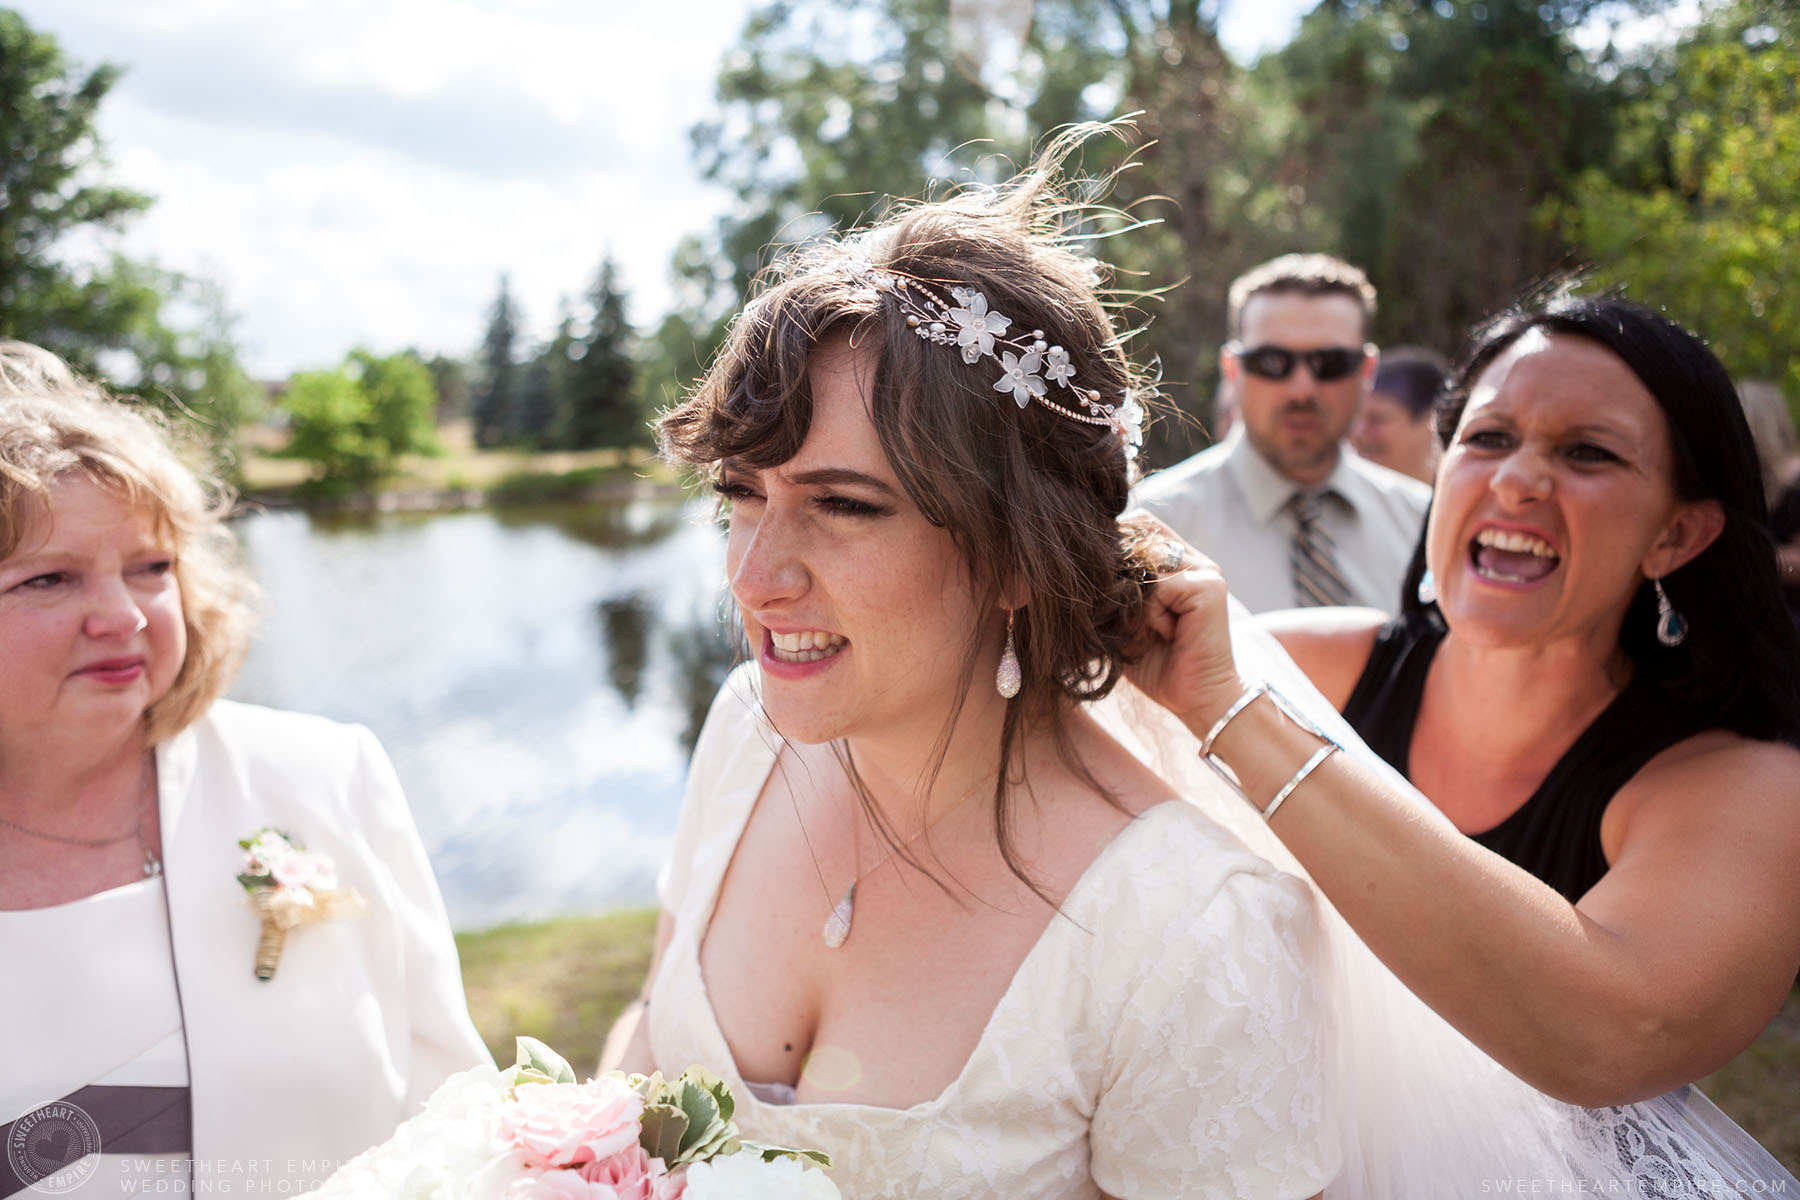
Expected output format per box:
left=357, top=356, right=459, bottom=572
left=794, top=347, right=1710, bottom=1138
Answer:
left=802, top=788, right=984, bottom=949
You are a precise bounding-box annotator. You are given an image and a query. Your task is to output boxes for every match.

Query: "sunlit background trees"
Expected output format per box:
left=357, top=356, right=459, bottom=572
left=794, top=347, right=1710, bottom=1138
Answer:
left=2, top=0, right=1793, bottom=485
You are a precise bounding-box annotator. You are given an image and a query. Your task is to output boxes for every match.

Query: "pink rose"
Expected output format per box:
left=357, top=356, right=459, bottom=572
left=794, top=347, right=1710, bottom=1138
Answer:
left=500, top=1149, right=684, bottom=1200
left=503, top=1169, right=610, bottom=1199
left=269, top=849, right=317, bottom=888
left=499, top=1079, right=645, bottom=1170
left=579, top=1146, right=684, bottom=1200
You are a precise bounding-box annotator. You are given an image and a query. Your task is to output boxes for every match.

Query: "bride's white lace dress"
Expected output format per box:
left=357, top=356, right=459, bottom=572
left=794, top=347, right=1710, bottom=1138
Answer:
left=649, top=636, right=1798, bottom=1199
left=647, top=668, right=1339, bottom=1199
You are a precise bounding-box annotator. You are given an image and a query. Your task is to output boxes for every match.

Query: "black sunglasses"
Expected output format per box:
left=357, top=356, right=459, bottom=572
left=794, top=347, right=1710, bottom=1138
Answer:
left=1229, top=342, right=1370, bottom=382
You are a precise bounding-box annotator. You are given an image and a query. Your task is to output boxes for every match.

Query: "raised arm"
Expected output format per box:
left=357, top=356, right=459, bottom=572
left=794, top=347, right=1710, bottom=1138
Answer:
left=1128, top=534, right=1800, bottom=1106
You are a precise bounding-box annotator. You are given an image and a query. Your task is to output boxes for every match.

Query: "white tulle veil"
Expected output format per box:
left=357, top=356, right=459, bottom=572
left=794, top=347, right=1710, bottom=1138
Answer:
left=1091, top=598, right=1796, bottom=1200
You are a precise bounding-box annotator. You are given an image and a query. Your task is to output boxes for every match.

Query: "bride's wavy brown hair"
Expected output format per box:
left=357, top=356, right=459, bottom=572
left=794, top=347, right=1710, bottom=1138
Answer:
left=660, top=127, right=1172, bottom=899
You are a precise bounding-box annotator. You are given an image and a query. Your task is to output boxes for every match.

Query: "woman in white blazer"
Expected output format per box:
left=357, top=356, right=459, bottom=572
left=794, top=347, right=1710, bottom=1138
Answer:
left=0, top=341, right=490, bottom=1197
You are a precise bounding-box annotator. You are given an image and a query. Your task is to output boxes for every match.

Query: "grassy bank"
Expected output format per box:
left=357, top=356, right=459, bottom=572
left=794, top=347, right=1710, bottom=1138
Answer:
left=459, top=912, right=1800, bottom=1171
left=235, top=421, right=684, bottom=507
left=457, top=909, right=656, bottom=1072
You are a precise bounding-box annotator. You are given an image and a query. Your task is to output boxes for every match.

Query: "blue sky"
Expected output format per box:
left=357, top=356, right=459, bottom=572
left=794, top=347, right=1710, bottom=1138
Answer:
left=15, top=0, right=1689, bottom=379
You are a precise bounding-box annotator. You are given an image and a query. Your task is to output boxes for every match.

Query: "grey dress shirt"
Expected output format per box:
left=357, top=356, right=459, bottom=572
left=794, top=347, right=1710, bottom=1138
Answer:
left=1133, top=429, right=1432, bottom=614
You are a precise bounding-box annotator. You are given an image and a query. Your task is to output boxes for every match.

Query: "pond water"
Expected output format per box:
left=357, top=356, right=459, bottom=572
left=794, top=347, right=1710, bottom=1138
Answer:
left=228, top=498, right=736, bottom=930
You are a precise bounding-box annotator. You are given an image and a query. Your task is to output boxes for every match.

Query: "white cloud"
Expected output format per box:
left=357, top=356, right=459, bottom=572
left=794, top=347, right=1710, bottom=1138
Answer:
left=14, top=0, right=747, bottom=375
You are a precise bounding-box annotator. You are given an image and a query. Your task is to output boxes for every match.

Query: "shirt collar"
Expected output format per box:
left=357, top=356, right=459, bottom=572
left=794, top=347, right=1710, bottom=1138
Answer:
left=1224, top=427, right=1378, bottom=525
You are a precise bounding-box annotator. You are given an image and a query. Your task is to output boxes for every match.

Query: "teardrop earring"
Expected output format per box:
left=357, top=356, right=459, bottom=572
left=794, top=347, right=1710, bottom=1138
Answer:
left=1654, top=578, right=1687, bottom=647
left=996, top=609, right=1022, bottom=699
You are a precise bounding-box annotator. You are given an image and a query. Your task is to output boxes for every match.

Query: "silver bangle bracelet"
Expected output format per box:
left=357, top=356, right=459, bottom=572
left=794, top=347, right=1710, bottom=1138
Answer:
left=1261, top=743, right=1338, bottom=821
left=1199, top=682, right=1270, bottom=756
left=1198, top=681, right=1342, bottom=821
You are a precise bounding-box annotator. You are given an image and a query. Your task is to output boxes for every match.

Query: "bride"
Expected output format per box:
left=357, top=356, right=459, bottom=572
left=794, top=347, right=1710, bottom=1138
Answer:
left=603, top=132, right=1793, bottom=1198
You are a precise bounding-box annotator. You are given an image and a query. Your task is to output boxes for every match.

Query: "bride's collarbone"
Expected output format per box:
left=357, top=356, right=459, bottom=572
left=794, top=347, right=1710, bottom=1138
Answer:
left=701, top=825, right=1066, bottom=1108
left=700, top=733, right=1151, bottom=1107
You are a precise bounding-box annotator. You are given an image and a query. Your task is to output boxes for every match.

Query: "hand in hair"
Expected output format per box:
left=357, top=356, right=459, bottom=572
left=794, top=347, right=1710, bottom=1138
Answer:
left=1119, top=513, right=1245, bottom=735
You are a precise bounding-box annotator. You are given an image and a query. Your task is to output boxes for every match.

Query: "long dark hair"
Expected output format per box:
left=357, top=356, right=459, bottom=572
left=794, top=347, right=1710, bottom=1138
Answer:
left=660, top=131, right=1166, bottom=899
left=1400, top=295, right=1800, bottom=744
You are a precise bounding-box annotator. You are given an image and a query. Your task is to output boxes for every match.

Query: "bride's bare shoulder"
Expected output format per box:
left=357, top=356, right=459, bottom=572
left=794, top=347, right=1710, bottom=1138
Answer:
left=1256, top=606, right=1388, bottom=710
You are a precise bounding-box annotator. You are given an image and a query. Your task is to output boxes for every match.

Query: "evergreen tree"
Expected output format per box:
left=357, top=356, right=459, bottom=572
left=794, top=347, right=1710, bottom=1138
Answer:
left=474, top=275, right=520, bottom=446
left=516, top=306, right=575, bottom=449
left=562, top=256, right=643, bottom=450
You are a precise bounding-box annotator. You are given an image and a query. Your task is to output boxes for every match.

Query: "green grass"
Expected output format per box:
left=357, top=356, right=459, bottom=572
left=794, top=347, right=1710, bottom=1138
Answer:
left=458, top=912, right=1800, bottom=1172
left=236, top=421, right=679, bottom=502
left=1701, top=988, right=1800, bottom=1171
left=456, top=908, right=656, bottom=1074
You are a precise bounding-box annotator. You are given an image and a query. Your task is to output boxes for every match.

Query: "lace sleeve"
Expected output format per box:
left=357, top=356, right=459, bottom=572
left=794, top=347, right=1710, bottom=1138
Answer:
left=1088, top=860, right=1338, bottom=1200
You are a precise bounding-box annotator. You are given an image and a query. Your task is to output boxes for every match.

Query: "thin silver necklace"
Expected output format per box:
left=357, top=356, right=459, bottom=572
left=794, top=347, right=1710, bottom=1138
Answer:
left=797, top=784, right=983, bottom=949
left=0, top=755, right=161, bottom=877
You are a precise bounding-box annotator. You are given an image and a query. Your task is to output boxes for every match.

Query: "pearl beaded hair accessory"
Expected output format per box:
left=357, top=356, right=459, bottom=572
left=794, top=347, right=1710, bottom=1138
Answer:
left=850, top=260, right=1145, bottom=460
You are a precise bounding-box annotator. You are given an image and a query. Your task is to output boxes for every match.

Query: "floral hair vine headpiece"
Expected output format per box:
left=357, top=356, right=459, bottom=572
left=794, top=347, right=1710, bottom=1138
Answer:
left=848, top=259, right=1145, bottom=460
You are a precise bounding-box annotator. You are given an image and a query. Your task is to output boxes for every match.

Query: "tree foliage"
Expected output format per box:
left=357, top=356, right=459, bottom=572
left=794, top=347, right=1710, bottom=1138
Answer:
left=281, top=349, right=439, bottom=487
left=1550, top=0, right=1799, bottom=401
left=674, top=0, right=1720, bottom=463
left=677, top=0, right=1304, bottom=460
left=0, top=9, right=257, bottom=442
left=474, top=275, right=522, bottom=446
left=560, top=256, right=643, bottom=450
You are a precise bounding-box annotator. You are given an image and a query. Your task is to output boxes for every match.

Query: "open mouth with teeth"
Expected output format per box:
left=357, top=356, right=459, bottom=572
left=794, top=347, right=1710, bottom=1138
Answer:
left=768, top=629, right=848, bottom=663
left=1469, top=527, right=1560, bottom=584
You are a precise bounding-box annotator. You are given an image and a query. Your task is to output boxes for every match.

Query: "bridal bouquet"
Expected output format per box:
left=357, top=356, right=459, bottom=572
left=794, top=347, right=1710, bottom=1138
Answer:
left=310, top=1040, right=837, bottom=1199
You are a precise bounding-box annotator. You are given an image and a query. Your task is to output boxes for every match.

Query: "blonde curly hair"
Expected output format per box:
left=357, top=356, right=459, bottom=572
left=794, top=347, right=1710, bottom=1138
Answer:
left=0, top=341, right=257, bottom=744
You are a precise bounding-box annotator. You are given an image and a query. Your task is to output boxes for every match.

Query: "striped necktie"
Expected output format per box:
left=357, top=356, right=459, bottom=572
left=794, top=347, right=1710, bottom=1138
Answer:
left=1287, top=489, right=1353, bottom=607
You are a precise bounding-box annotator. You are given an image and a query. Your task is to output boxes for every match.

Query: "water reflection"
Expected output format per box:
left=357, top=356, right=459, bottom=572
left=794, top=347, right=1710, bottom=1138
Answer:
left=597, top=596, right=651, bottom=709
left=229, top=498, right=736, bottom=928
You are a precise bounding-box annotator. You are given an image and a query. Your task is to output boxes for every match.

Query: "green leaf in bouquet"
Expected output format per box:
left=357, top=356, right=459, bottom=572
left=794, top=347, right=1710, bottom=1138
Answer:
left=740, top=1141, right=834, bottom=1169
left=673, top=1077, right=730, bottom=1163
left=637, top=1102, right=690, bottom=1162
left=512, top=1037, right=577, bottom=1085
left=695, top=1067, right=734, bottom=1125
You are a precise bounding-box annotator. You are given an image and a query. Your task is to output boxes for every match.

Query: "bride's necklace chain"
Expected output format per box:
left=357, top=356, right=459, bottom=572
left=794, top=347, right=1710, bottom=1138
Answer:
left=796, top=779, right=985, bottom=950
left=0, top=754, right=162, bottom=877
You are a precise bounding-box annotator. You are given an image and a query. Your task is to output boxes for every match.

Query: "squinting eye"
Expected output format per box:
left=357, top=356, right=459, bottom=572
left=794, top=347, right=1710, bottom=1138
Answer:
left=815, top=494, right=884, bottom=518
left=1565, top=443, right=1619, bottom=464
left=1461, top=429, right=1510, bottom=450
left=16, top=572, right=69, bottom=590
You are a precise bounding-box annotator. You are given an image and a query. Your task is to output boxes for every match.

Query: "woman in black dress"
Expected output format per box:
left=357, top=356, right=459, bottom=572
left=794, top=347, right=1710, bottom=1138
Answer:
left=1128, top=295, right=1800, bottom=1109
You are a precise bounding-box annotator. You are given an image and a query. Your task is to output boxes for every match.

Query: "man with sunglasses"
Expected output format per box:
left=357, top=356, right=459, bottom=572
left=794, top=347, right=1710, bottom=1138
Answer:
left=1136, top=253, right=1431, bottom=613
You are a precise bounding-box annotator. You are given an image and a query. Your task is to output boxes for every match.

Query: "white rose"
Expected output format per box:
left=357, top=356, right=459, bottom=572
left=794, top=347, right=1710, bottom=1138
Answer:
left=680, top=1153, right=840, bottom=1200
left=307, top=1067, right=530, bottom=1200
left=271, top=849, right=319, bottom=888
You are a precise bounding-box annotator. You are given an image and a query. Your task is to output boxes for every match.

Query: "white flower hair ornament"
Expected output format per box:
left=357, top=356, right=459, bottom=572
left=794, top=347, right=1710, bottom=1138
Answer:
left=851, top=263, right=1145, bottom=461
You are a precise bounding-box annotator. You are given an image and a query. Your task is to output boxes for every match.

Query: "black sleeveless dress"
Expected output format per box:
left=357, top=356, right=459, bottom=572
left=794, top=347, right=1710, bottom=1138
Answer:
left=1341, top=615, right=1714, bottom=901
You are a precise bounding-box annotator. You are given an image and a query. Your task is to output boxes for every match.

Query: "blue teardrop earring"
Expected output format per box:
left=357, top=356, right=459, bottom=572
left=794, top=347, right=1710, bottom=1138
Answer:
left=1654, top=578, right=1687, bottom=647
